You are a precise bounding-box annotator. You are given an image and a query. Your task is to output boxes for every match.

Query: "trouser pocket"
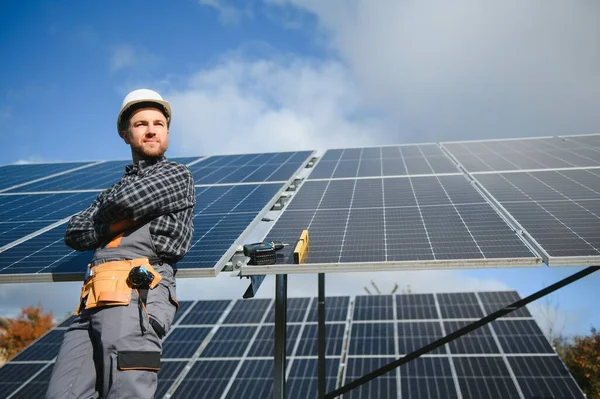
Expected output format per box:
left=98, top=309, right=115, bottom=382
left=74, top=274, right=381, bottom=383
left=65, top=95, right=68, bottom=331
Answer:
left=117, top=351, right=161, bottom=371
left=144, top=282, right=177, bottom=339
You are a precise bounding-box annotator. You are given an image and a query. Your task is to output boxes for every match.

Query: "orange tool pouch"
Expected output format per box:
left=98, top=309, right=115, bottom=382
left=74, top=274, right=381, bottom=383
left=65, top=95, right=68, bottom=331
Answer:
left=74, top=258, right=162, bottom=315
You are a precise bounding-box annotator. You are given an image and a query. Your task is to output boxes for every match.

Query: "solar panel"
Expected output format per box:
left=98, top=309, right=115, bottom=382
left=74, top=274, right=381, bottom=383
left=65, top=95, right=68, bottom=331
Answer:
left=474, top=169, right=600, bottom=265
left=258, top=175, right=538, bottom=272
left=222, top=298, right=272, bottom=324
left=162, top=327, right=212, bottom=359
left=3, top=157, right=201, bottom=193
left=344, top=357, right=398, bottom=398
left=442, top=137, right=600, bottom=173
left=437, top=292, right=485, bottom=319
left=492, top=319, right=554, bottom=354
left=396, top=322, right=446, bottom=355
left=396, top=293, right=438, bottom=320
left=0, top=162, right=92, bottom=192
left=306, top=296, right=349, bottom=322
left=170, top=359, right=238, bottom=398
left=189, top=151, right=312, bottom=184
left=287, top=358, right=339, bottom=398
left=478, top=291, right=532, bottom=318
left=400, top=357, right=458, bottom=399
left=246, top=324, right=300, bottom=357
left=0, top=148, right=312, bottom=283
left=0, top=182, right=288, bottom=282
left=156, top=361, right=187, bottom=398
left=353, top=295, right=394, bottom=320
left=443, top=321, right=499, bottom=354
left=10, top=330, right=66, bottom=361
left=0, top=226, right=92, bottom=280
left=349, top=323, right=396, bottom=355
left=265, top=297, right=312, bottom=323
left=180, top=300, right=231, bottom=325
left=176, top=183, right=286, bottom=276
left=294, top=323, right=346, bottom=356
left=508, top=356, right=586, bottom=398
left=0, top=192, right=99, bottom=248
left=223, top=358, right=340, bottom=398
left=0, top=363, right=47, bottom=398
left=200, top=326, right=258, bottom=358
left=0, top=292, right=585, bottom=398
left=562, top=134, right=600, bottom=148
left=5, top=160, right=132, bottom=192
left=224, top=359, right=274, bottom=398
left=8, top=364, right=54, bottom=399
left=453, top=357, right=522, bottom=398
left=308, top=144, right=459, bottom=179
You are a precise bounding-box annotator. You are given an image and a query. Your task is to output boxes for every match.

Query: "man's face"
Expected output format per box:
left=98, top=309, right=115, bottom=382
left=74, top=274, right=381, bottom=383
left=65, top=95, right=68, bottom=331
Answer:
left=121, top=107, right=169, bottom=161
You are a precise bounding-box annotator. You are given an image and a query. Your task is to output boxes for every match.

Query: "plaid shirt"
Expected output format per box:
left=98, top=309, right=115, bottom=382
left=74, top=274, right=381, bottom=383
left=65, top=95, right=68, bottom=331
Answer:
left=64, top=156, right=196, bottom=264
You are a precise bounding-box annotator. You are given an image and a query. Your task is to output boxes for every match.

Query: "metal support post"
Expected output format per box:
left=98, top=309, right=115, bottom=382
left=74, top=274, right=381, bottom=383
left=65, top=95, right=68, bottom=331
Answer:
left=274, top=274, right=288, bottom=399
left=318, top=273, right=326, bottom=399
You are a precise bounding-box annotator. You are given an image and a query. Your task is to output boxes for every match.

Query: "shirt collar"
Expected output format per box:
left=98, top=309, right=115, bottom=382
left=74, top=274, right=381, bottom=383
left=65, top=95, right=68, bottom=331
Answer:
left=126, top=156, right=166, bottom=175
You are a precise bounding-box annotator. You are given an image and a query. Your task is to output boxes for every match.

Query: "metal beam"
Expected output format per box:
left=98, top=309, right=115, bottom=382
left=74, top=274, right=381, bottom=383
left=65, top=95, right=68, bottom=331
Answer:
left=274, top=274, right=287, bottom=399
left=318, top=273, right=326, bottom=399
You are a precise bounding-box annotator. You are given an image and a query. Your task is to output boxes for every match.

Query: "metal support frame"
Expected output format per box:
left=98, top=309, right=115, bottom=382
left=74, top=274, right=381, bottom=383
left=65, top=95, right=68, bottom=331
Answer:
left=318, top=273, right=326, bottom=399
left=274, top=274, right=287, bottom=399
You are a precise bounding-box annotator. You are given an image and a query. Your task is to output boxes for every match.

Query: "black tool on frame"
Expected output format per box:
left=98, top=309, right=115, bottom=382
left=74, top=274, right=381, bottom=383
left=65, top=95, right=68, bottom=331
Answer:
left=243, top=241, right=288, bottom=265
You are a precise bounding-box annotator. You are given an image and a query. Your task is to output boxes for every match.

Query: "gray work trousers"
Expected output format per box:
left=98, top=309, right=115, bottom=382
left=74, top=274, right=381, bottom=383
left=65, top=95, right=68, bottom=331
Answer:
left=45, top=279, right=177, bottom=398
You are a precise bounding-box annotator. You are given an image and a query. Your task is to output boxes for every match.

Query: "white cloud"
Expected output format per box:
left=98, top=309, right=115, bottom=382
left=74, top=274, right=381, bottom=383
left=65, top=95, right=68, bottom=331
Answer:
left=165, top=57, right=387, bottom=156
left=109, top=44, right=136, bottom=72
left=268, top=0, right=600, bottom=142
left=13, top=156, right=45, bottom=165
left=199, top=0, right=252, bottom=26
left=109, top=44, right=162, bottom=73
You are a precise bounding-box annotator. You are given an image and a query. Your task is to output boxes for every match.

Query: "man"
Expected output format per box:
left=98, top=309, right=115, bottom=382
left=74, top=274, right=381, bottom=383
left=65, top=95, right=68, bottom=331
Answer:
left=46, top=89, right=195, bottom=398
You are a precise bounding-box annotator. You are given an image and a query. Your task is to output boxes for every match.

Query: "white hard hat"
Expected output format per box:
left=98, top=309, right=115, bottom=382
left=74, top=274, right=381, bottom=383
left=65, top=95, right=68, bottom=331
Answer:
left=117, top=88, right=171, bottom=133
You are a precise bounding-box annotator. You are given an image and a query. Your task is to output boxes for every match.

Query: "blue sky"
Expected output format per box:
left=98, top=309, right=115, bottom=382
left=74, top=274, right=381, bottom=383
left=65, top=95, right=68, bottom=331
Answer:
left=1, top=0, right=599, bottom=338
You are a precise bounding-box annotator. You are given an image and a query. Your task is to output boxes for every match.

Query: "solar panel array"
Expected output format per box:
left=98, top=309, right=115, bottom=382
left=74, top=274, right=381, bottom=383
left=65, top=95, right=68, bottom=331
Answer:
left=189, top=151, right=312, bottom=184
left=0, top=291, right=585, bottom=398
left=442, top=137, right=600, bottom=173
left=237, top=134, right=600, bottom=275
left=0, top=152, right=314, bottom=282
left=307, top=145, right=460, bottom=179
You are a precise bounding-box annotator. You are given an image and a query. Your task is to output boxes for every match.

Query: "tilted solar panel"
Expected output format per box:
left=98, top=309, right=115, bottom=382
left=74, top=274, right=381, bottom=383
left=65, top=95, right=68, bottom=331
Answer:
left=442, top=137, right=600, bottom=173
left=308, top=144, right=459, bottom=179
left=0, top=292, right=585, bottom=398
left=5, top=160, right=132, bottom=192
left=473, top=168, right=600, bottom=265
left=254, top=175, right=538, bottom=273
left=3, top=157, right=201, bottom=193
left=189, top=151, right=312, bottom=184
left=0, top=192, right=99, bottom=248
left=0, top=148, right=314, bottom=282
left=562, top=134, right=600, bottom=148
left=0, top=162, right=92, bottom=192
left=0, top=182, right=287, bottom=282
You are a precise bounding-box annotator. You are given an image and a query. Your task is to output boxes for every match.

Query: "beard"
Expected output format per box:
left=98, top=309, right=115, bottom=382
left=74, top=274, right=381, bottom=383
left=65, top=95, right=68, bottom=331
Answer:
left=131, top=140, right=168, bottom=160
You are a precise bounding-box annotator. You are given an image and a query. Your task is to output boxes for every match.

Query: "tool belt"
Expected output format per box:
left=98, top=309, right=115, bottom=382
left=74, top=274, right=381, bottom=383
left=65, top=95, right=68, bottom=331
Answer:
left=75, top=258, right=162, bottom=315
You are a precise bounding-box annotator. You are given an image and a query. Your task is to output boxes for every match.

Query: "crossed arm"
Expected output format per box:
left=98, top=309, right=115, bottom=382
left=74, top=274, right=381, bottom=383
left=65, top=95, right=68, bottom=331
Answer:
left=64, top=163, right=195, bottom=251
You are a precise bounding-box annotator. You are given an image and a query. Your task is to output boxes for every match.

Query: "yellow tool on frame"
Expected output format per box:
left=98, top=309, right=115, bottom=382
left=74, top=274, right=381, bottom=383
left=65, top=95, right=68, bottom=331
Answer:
left=293, top=229, right=309, bottom=264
